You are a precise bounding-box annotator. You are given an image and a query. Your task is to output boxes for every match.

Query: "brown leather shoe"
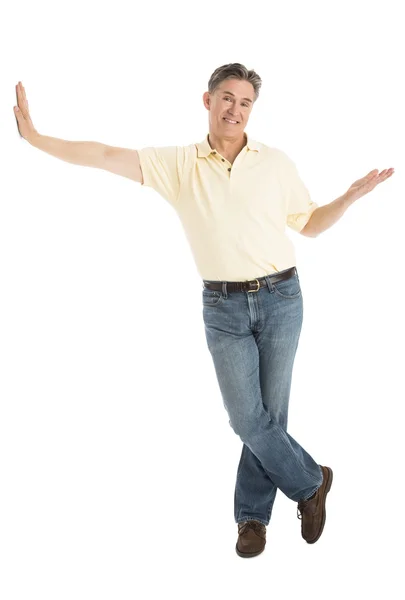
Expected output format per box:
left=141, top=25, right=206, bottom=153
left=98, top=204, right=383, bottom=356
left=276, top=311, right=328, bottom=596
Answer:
left=297, top=465, right=333, bottom=544
left=235, top=520, right=266, bottom=558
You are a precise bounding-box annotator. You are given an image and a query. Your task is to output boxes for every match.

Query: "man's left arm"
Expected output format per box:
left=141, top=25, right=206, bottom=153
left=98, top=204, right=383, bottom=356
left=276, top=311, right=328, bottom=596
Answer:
left=300, top=167, right=395, bottom=238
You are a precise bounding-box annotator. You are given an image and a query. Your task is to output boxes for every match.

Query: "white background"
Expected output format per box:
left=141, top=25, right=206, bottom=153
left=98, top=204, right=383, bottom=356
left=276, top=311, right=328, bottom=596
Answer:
left=1, top=0, right=404, bottom=598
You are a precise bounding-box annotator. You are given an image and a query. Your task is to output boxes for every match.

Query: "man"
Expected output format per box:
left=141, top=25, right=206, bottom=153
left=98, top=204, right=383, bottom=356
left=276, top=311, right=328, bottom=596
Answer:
left=14, top=64, right=394, bottom=558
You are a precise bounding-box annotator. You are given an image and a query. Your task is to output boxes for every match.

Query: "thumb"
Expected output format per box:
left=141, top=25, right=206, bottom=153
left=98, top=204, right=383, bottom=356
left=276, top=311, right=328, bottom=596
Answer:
left=14, top=106, right=23, bottom=137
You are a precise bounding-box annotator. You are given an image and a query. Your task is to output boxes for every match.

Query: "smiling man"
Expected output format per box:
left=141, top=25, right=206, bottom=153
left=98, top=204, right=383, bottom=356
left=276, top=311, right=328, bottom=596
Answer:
left=134, top=64, right=393, bottom=558
left=15, top=63, right=394, bottom=559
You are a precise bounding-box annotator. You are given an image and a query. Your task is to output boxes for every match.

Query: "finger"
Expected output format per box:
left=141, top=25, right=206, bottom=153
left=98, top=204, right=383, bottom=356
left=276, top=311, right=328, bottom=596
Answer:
left=17, top=85, right=29, bottom=116
left=21, top=83, right=28, bottom=106
left=375, top=168, right=394, bottom=180
left=360, top=171, right=378, bottom=185
left=19, top=83, right=28, bottom=110
left=14, top=107, right=22, bottom=137
left=16, top=83, right=25, bottom=110
left=377, top=170, right=394, bottom=183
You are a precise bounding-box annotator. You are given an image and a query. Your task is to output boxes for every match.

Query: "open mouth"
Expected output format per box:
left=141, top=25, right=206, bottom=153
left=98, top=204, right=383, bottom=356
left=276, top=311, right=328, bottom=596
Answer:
left=223, top=118, right=239, bottom=124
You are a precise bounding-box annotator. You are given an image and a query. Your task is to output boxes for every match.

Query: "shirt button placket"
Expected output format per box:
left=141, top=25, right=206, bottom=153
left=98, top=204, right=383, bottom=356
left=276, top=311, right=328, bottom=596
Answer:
left=214, top=154, right=231, bottom=173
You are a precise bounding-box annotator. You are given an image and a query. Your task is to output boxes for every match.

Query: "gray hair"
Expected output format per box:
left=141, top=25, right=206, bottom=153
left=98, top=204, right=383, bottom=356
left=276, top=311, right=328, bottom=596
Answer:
left=208, top=63, right=262, bottom=102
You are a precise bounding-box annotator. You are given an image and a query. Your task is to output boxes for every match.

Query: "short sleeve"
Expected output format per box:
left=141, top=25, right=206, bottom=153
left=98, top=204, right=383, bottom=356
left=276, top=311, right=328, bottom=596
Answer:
left=137, top=145, right=187, bottom=206
left=282, top=155, right=319, bottom=233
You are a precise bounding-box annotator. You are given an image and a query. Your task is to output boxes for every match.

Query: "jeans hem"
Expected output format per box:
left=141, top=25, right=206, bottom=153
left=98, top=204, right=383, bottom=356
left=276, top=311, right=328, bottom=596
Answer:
left=236, top=517, right=268, bottom=526
left=301, top=479, right=322, bottom=501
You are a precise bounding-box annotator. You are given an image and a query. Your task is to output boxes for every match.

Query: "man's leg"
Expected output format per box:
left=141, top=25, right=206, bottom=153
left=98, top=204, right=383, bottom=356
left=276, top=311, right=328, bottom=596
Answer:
left=202, top=272, right=323, bottom=527
left=234, top=271, right=307, bottom=525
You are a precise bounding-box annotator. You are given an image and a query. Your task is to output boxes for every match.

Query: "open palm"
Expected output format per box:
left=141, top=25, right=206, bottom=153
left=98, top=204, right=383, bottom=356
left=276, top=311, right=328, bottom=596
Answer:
left=14, top=81, right=38, bottom=142
left=346, top=168, right=395, bottom=202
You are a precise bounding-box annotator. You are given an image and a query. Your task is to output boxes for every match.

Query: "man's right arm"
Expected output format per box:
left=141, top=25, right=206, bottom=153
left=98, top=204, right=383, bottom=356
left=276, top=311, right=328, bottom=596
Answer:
left=28, top=134, right=144, bottom=184
left=14, top=81, right=144, bottom=184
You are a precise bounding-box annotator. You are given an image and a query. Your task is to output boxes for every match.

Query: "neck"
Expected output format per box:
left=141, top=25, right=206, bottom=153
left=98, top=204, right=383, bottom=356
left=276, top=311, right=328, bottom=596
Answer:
left=207, top=131, right=247, bottom=157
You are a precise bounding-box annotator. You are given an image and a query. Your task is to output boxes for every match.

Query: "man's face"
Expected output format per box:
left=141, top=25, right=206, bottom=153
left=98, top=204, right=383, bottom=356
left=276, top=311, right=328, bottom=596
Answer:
left=203, top=79, right=255, bottom=134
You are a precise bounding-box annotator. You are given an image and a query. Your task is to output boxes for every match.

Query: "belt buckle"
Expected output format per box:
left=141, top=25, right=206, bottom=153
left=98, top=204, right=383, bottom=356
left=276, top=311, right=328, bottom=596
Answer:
left=247, top=278, right=260, bottom=293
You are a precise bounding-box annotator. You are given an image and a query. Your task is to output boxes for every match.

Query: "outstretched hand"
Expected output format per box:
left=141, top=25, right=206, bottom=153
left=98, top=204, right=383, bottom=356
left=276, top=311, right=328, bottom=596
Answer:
left=14, top=81, right=38, bottom=142
left=346, top=167, right=395, bottom=203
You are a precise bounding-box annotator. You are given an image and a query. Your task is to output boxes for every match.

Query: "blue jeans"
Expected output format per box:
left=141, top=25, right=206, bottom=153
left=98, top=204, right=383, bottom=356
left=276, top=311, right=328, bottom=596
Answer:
left=202, top=267, right=323, bottom=526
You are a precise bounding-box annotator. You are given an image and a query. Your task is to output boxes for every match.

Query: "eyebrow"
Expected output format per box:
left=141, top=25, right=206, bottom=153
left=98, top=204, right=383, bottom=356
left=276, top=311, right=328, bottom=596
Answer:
left=222, top=91, right=253, bottom=104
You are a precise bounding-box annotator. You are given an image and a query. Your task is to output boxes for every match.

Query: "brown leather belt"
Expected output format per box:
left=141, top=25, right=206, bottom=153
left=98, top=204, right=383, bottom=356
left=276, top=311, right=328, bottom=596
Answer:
left=203, top=266, right=297, bottom=293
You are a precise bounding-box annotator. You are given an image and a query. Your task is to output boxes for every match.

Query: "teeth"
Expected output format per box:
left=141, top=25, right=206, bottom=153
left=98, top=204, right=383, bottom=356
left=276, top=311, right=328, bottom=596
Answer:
left=224, top=118, right=238, bottom=124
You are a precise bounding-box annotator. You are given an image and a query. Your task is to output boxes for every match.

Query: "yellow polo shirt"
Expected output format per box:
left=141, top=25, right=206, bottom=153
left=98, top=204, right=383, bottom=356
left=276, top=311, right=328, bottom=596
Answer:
left=137, top=132, right=318, bottom=281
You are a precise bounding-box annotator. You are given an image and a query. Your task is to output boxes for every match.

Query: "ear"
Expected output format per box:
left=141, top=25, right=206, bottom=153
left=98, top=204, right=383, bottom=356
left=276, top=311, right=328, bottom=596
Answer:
left=202, top=91, right=210, bottom=110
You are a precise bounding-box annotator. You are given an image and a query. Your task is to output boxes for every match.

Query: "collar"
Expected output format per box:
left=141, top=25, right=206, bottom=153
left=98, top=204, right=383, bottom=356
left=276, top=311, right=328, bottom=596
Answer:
left=196, top=132, right=261, bottom=158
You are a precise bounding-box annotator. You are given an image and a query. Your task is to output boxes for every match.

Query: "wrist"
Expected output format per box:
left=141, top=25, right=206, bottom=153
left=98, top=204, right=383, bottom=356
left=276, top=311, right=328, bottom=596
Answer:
left=27, top=131, right=40, bottom=146
left=342, top=192, right=356, bottom=209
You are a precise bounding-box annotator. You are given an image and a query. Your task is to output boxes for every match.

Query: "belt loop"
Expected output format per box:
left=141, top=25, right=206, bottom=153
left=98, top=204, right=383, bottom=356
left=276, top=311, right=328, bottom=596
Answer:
left=264, top=275, right=274, bottom=293
left=221, top=281, right=228, bottom=299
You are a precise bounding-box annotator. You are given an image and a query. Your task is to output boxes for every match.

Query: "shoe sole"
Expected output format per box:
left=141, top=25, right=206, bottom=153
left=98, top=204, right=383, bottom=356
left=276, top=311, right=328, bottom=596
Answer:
left=235, top=543, right=265, bottom=558
left=306, top=466, right=333, bottom=544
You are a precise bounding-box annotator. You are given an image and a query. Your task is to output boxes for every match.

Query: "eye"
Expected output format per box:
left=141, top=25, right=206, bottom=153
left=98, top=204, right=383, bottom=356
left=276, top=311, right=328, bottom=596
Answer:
left=224, top=97, right=249, bottom=108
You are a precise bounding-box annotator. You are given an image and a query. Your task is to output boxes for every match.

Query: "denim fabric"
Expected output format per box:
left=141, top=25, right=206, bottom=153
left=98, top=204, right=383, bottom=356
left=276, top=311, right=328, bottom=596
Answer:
left=202, top=267, right=323, bottom=526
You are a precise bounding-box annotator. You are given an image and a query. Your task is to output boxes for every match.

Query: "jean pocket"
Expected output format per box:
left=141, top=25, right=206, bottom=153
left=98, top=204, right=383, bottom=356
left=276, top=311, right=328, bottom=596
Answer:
left=272, top=274, right=302, bottom=299
left=202, top=288, right=224, bottom=307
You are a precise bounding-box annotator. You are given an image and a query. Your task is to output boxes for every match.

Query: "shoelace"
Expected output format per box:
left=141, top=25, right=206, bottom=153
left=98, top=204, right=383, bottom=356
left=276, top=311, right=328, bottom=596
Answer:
left=297, top=490, right=318, bottom=520
left=239, top=520, right=265, bottom=536
left=297, top=499, right=308, bottom=520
